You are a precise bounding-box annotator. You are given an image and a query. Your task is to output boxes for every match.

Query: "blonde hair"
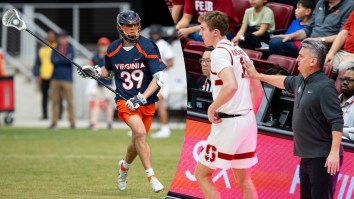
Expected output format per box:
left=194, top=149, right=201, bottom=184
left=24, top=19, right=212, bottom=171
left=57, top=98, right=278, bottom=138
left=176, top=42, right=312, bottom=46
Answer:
left=198, top=11, right=228, bottom=36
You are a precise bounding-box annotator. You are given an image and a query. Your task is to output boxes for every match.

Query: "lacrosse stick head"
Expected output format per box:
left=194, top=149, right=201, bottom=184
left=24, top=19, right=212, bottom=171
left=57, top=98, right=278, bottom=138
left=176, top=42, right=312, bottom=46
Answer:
left=2, top=9, right=27, bottom=31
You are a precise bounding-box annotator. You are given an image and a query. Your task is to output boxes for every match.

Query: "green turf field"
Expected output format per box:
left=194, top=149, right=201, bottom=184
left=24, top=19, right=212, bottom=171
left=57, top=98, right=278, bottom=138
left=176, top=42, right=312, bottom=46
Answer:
left=0, top=127, right=184, bottom=199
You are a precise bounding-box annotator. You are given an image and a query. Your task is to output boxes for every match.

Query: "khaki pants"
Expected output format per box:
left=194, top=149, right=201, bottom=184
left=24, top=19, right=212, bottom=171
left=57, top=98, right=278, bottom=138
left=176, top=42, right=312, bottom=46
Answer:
left=333, top=50, right=354, bottom=74
left=51, top=80, right=75, bottom=125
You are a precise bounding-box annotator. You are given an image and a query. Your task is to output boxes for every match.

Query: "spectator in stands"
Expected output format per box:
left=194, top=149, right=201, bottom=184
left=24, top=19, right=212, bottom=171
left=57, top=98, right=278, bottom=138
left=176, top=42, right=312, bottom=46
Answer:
left=195, top=46, right=213, bottom=92
left=269, top=0, right=315, bottom=57
left=176, top=0, right=237, bottom=41
left=325, top=10, right=354, bottom=79
left=49, top=30, right=76, bottom=129
left=280, top=0, right=354, bottom=52
left=339, top=67, right=354, bottom=127
left=244, top=40, right=344, bottom=199
left=232, top=0, right=275, bottom=50
left=171, top=0, right=184, bottom=24
left=86, top=37, right=114, bottom=130
left=149, top=25, right=175, bottom=139
left=165, top=0, right=173, bottom=11
left=33, top=30, right=57, bottom=120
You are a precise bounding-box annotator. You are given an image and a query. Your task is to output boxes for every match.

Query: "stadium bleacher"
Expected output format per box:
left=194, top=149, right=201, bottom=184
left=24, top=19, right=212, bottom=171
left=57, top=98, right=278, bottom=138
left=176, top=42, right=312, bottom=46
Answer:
left=267, top=2, right=294, bottom=34
left=267, top=54, right=298, bottom=75
left=183, top=1, right=348, bottom=131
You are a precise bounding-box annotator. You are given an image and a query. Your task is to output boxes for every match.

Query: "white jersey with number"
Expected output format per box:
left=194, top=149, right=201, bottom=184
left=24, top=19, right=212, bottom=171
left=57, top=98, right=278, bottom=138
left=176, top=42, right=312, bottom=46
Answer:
left=210, top=39, right=253, bottom=115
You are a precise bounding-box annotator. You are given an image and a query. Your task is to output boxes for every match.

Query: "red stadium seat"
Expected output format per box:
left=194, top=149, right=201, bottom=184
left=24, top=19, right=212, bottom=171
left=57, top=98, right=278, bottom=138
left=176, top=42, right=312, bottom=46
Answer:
left=267, top=54, right=298, bottom=75
left=267, top=3, right=294, bottom=34
left=243, top=49, right=263, bottom=59
left=323, top=63, right=333, bottom=78
left=183, top=48, right=204, bottom=80
left=335, top=69, right=347, bottom=94
left=252, top=58, right=279, bottom=74
left=184, top=40, right=206, bottom=52
left=183, top=41, right=206, bottom=79
left=232, top=0, right=251, bottom=24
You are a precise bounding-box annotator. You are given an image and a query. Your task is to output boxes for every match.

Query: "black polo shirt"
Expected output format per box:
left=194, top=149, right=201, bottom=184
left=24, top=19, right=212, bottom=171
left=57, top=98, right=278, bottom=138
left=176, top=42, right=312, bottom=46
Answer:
left=284, top=70, right=343, bottom=158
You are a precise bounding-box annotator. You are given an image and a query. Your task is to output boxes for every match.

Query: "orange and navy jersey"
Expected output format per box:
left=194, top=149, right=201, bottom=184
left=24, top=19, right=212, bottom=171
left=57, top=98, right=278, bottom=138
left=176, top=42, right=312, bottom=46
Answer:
left=105, top=36, right=166, bottom=104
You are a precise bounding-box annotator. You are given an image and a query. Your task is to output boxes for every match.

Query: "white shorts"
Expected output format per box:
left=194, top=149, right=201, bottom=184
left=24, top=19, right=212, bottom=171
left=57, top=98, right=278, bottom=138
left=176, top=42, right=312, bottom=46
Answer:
left=95, top=86, right=115, bottom=100
left=198, top=111, right=258, bottom=170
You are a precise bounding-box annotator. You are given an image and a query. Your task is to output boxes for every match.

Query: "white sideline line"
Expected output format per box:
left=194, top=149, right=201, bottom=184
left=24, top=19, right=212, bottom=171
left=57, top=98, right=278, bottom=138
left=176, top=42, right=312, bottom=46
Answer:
left=0, top=154, right=118, bottom=159
left=9, top=121, right=186, bottom=130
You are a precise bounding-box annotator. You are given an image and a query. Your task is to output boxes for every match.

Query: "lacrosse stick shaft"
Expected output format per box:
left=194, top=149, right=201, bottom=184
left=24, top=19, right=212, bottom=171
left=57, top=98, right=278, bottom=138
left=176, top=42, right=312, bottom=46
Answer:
left=25, top=29, right=125, bottom=99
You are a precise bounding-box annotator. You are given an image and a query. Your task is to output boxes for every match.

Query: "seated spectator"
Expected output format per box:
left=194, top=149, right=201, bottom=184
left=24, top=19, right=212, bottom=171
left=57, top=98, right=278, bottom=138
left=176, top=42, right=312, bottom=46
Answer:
left=232, top=0, right=275, bottom=49
left=326, top=10, right=354, bottom=79
left=339, top=67, right=354, bottom=127
left=280, top=0, right=354, bottom=51
left=165, top=0, right=173, bottom=11
left=269, top=0, right=315, bottom=57
left=171, top=0, right=184, bottom=24
left=176, top=0, right=237, bottom=41
left=195, top=46, right=213, bottom=92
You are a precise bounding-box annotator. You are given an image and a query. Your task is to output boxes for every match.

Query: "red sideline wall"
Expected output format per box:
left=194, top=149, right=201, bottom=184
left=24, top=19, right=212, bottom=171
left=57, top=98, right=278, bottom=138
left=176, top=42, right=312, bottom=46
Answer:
left=168, top=119, right=354, bottom=199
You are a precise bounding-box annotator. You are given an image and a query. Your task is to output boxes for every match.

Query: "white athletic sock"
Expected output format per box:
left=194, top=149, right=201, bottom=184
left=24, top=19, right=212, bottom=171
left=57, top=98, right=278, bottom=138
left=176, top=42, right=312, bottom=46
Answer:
left=122, top=159, right=130, bottom=170
left=160, top=125, right=170, bottom=133
left=161, top=124, right=169, bottom=130
left=145, top=168, right=155, bottom=178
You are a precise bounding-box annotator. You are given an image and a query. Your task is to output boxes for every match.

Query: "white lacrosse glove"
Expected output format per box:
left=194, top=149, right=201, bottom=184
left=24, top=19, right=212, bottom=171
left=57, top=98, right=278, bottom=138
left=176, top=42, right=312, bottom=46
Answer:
left=77, top=65, right=102, bottom=79
left=125, top=92, right=147, bottom=111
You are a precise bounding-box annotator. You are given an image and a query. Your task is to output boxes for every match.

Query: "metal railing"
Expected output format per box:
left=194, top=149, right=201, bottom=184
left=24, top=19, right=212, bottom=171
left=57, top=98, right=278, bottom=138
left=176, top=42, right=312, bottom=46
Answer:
left=0, top=2, right=131, bottom=79
left=2, top=50, right=34, bottom=81
left=34, top=12, right=93, bottom=59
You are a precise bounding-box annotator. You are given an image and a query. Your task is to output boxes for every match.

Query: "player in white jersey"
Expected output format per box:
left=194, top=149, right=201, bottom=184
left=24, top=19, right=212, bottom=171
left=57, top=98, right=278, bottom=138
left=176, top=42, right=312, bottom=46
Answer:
left=195, top=11, right=259, bottom=199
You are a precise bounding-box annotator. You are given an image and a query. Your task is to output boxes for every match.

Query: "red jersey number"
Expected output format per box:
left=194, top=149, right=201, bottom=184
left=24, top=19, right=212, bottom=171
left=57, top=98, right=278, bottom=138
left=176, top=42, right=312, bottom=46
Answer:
left=240, top=57, right=246, bottom=78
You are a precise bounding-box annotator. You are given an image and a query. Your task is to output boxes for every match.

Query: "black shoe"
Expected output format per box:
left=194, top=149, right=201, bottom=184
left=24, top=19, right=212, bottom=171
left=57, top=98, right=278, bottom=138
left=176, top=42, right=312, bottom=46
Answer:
left=49, top=123, right=57, bottom=129
left=88, top=124, right=97, bottom=131
left=108, top=123, right=112, bottom=129
left=70, top=124, right=76, bottom=129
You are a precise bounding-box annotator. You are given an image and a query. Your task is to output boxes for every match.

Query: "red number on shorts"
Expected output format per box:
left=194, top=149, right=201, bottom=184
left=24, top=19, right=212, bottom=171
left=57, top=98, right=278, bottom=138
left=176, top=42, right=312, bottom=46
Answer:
left=204, top=144, right=217, bottom=162
left=121, top=70, right=144, bottom=90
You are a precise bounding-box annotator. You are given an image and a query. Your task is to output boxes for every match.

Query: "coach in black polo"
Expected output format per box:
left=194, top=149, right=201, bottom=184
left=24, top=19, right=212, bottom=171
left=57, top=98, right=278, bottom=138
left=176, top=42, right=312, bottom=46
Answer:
left=244, top=40, right=343, bottom=199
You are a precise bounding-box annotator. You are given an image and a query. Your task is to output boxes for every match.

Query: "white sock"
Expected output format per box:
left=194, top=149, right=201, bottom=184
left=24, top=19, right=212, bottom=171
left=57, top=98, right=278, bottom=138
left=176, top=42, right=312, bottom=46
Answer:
left=161, top=125, right=170, bottom=131
left=145, top=168, right=155, bottom=177
left=122, top=159, right=130, bottom=169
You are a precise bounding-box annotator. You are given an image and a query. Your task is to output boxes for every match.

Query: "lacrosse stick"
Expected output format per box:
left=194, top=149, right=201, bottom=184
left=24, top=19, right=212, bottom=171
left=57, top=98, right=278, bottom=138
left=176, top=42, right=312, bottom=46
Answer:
left=2, top=9, right=127, bottom=100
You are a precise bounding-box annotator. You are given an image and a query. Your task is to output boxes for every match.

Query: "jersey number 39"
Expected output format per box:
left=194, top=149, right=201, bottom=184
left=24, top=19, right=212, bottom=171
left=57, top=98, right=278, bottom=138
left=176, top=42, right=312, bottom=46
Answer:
left=121, top=70, right=144, bottom=90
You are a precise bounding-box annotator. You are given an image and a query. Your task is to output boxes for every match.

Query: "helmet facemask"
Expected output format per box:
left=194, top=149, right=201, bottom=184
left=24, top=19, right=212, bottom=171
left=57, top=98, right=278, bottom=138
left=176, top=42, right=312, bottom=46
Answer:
left=117, top=23, right=141, bottom=43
